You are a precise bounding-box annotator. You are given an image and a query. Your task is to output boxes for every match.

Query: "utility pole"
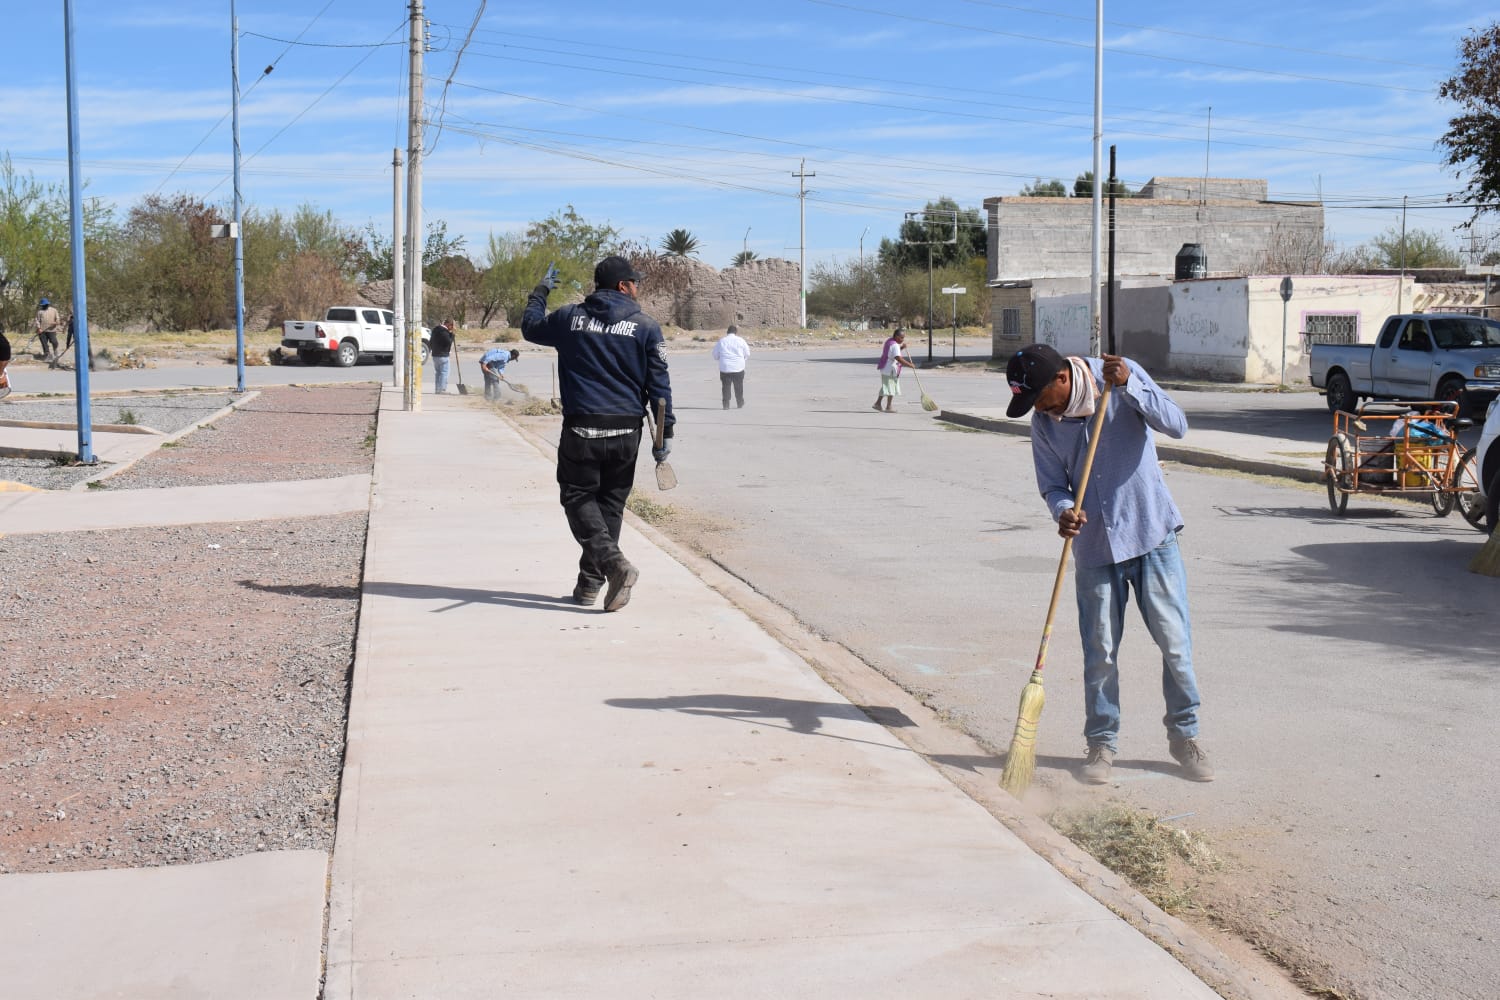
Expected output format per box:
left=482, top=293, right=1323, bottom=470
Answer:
left=391, top=148, right=405, bottom=391
left=405, top=0, right=424, bottom=412
left=793, top=159, right=815, bottom=328
left=1399, top=194, right=1408, bottom=314
left=743, top=226, right=751, bottom=254
left=230, top=0, right=246, bottom=393
left=1089, top=0, right=1103, bottom=358
left=62, top=0, right=94, bottom=464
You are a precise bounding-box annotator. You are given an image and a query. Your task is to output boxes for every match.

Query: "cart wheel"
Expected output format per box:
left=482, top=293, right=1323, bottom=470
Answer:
left=1431, top=484, right=1456, bottom=517
left=1326, top=434, right=1353, bottom=515
left=1453, top=449, right=1487, bottom=530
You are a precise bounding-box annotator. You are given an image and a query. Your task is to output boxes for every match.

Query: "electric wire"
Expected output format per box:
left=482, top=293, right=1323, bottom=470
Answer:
left=425, top=1, right=487, bottom=154
left=806, top=0, right=1434, bottom=94
left=152, top=0, right=341, bottom=195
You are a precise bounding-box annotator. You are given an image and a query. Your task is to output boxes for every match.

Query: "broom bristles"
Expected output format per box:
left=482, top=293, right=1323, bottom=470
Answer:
left=921, top=394, right=938, bottom=411
left=999, top=670, right=1046, bottom=797
left=1470, top=530, right=1500, bottom=576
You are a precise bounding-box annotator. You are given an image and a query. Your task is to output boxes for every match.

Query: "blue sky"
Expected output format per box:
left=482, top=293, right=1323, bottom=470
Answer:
left=3, top=1, right=1493, bottom=271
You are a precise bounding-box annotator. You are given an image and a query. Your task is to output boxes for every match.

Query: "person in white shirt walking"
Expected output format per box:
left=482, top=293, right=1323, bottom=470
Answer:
left=713, top=325, right=751, bottom=409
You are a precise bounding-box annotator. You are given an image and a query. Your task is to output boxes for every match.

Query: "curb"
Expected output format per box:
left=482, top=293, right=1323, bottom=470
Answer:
left=935, top=410, right=1327, bottom=486
left=69, top=391, right=263, bottom=491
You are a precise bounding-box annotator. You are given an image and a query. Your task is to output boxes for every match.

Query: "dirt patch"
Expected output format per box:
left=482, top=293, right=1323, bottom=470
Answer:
left=0, top=384, right=378, bottom=874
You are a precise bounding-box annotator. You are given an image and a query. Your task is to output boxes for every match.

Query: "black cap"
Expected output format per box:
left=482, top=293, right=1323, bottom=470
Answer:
left=1006, top=343, right=1065, bottom=418
left=594, top=255, right=643, bottom=290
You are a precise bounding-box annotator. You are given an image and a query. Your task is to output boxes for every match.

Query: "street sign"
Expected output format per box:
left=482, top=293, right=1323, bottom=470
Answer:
left=941, top=286, right=966, bottom=295
left=1279, top=276, right=1294, bottom=302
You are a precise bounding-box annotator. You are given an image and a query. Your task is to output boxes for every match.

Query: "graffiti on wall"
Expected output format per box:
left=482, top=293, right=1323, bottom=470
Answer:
left=1035, top=302, right=1089, bottom=348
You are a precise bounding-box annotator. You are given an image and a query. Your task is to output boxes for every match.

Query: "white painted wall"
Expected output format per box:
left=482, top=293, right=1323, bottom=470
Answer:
left=1245, top=275, right=1409, bottom=384
left=1167, top=280, right=1250, bottom=380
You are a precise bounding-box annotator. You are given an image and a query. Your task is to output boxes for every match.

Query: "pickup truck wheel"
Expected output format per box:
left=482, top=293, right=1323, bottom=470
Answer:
left=420, top=340, right=431, bottom=365
left=335, top=340, right=359, bottom=368
left=1487, top=467, right=1500, bottom=535
left=1326, top=434, right=1353, bottom=515
left=297, top=349, right=322, bottom=366
left=1453, top=450, right=1487, bottom=529
left=1325, top=372, right=1357, bottom=414
left=1435, top=377, right=1467, bottom=417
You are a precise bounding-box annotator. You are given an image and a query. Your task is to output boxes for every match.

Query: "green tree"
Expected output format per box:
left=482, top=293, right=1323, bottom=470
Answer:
left=0, top=156, right=71, bottom=335
left=120, top=194, right=232, bottom=331
left=1437, top=22, right=1500, bottom=218
left=1363, top=226, right=1464, bottom=269
left=659, top=228, right=702, bottom=258
left=525, top=204, right=624, bottom=265
left=356, top=219, right=468, bottom=282
left=1019, top=178, right=1067, bottom=197
left=731, top=250, right=759, bottom=266
left=1073, top=171, right=1133, bottom=199
left=876, top=196, right=986, bottom=271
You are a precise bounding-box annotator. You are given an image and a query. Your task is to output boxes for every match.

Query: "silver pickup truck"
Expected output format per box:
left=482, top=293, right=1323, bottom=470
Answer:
left=282, top=306, right=430, bottom=367
left=1308, top=313, right=1500, bottom=414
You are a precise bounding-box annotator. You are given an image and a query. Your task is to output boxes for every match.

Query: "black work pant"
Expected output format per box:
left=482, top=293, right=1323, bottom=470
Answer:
left=719, top=370, right=745, bottom=408
left=557, top=428, right=642, bottom=588
left=39, top=331, right=58, bottom=358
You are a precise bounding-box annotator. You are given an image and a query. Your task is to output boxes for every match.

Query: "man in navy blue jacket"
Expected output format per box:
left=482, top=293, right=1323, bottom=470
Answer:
left=522, top=255, right=675, bottom=612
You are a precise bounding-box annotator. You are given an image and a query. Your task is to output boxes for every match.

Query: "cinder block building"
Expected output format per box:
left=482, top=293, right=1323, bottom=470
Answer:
left=986, top=177, right=1323, bottom=363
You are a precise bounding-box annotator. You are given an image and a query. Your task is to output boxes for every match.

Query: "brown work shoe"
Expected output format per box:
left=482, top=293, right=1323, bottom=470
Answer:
left=602, top=559, right=639, bottom=612
left=1079, top=745, right=1115, bottom=785
left=1168, top=737, right=1215, bottom=782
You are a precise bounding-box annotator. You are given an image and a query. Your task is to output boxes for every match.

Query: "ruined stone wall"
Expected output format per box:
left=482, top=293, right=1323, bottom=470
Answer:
left=640, top=258, right=802, bottom=330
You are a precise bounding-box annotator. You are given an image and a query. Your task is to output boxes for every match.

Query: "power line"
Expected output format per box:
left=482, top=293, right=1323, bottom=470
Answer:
left=425, top=1, right=486, bottom=154
left=954, top=0, right=1445, bottom=71
left=240, top=32, right=401, bottom=49
left=452, top=50, right=1440, bottom=166
left=153, top=0, right=341, bottom=195
left=433, top=22, right=1435, bottom=149
left=805, top=0, right=1434, bottom=95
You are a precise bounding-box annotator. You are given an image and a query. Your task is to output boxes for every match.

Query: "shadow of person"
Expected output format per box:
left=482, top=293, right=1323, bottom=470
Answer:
left=606, top=693, right=914, bottom=735
left=362, top=580, right=590, bottom=613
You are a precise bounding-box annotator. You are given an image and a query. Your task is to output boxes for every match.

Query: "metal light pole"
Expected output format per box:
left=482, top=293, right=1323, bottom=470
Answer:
left=926, top=245, right=934, bottom=363
left=743, top=226, right=751, bottom=254
left=1088, top=0, right=1103, bottom=357
left=859, top=226, right=868, bottom=265
left=1399, top=194, right=1408, bottom=314
left=1279, top=277, right=1294, bottom=388
left=62, top=0, right=94, bottom=463
left=405, top=0, right=424, bottom=411
left=230, top=0, right=246, bottom=393
left=391, top=148, right=405, bottom=390
left=793, top=158, right=814, bottom=328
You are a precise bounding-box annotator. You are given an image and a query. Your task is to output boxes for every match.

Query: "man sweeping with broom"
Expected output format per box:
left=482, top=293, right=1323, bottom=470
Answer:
left=1005, top=343, right=1213, bottom=785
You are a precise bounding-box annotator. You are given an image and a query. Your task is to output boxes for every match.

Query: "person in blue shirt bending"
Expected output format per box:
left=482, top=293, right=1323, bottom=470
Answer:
left=479, top=346, right=521, bottom=401
left=1006, top=343, right=1212, bottom=785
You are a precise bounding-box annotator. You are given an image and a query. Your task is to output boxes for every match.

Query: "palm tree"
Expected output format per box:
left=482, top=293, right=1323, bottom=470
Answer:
left=731, top=250, right=759, bottom=267
left=659, top=228, right=702, bottom=258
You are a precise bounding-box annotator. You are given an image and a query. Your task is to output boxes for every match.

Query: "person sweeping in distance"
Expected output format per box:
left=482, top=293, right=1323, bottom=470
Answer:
left=872, top=328, right=913, bottom=412
left=1006, top=343, right=1213, bottom=785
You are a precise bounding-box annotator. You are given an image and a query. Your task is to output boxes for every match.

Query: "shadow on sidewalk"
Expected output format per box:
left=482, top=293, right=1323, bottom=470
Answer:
left=362, top=579, right=592, bottom=613
left=606, top=693, right=915, bottom=736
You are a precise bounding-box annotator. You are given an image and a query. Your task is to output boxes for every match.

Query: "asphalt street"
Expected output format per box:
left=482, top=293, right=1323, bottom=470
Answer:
left=520, top=341, right=1498, bottom=1000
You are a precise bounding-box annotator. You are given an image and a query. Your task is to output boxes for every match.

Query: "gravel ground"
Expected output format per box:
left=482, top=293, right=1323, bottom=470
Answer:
left=0, top=391, right=238, bottom=492
left=0, top=383, right=380, bottom=874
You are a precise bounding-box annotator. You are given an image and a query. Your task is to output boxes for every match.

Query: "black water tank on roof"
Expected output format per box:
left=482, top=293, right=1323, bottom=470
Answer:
left=1175, top=243, right=1207, bottom=279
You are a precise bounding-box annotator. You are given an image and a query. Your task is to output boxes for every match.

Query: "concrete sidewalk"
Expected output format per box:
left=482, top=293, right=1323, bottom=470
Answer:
left=322, top=389, right=1227, bottom=998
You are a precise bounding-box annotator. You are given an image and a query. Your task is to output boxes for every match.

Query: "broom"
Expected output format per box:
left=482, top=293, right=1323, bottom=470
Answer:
left=907, top=363, right=939, bottom=412
left=999, top=377, right=1115, bottom=797
left=1470, top=526, right=1500, bottom=576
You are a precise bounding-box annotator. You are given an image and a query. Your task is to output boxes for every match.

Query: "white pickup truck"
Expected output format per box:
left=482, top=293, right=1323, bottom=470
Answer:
left=281, top=306, right=430, bottom=367
left=1308, top=312, right=1500, bottom=415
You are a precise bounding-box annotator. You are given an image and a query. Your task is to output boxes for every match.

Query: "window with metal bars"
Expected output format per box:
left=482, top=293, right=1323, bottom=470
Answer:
left=1001, top=308, right=1022, bottom=340
left=1304, top=313, right=1358, bottom=345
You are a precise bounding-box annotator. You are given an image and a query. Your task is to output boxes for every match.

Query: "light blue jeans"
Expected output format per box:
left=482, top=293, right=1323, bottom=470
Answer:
left=432, top=354, right=450, bottom=393
left=1074, top=532, right=1201, bottom=751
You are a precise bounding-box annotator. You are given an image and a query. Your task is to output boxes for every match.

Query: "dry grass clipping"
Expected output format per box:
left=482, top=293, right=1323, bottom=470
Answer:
left=626, top=492, right=673, bottom=525
left=1050, top=802, right=1218, bottom=914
